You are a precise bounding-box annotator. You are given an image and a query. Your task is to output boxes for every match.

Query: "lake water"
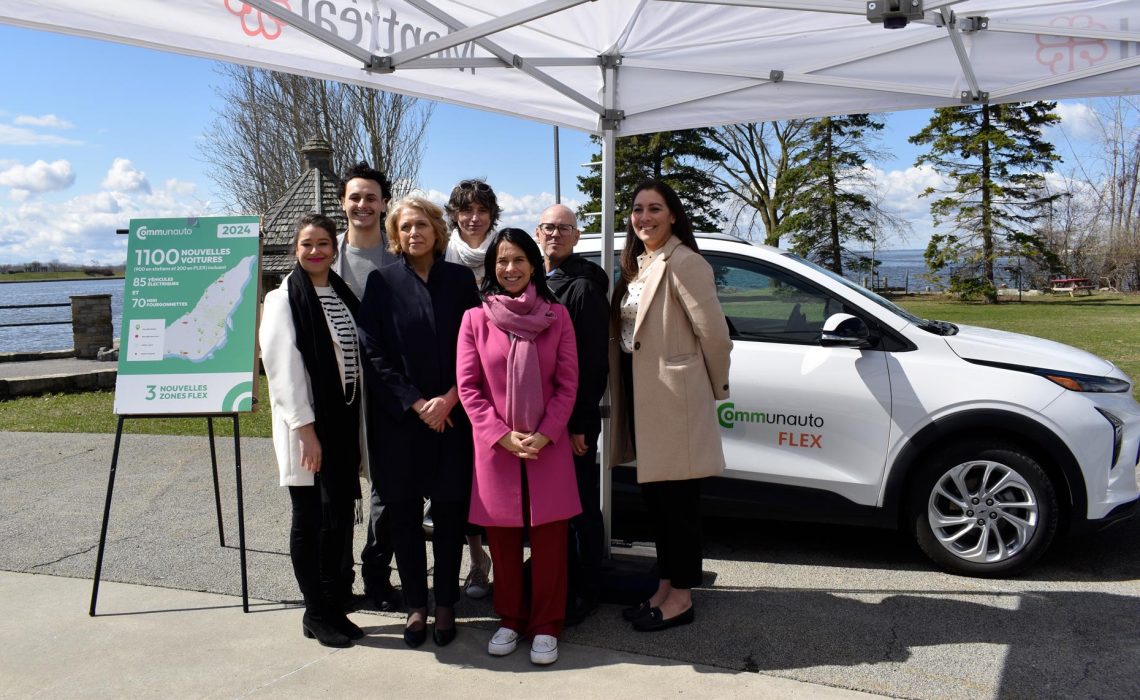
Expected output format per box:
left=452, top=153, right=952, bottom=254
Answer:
left=0, top=279, right=124, bottom=353
left=842, top=249, right=1025, bottom=292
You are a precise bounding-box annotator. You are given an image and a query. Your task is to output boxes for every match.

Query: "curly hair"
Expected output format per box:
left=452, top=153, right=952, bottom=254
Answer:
left=445, top=179, right=500, bottom=232
left=337, top=161, right=392, bottom=200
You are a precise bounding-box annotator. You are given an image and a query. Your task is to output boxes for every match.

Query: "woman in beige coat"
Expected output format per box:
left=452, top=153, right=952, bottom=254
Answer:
left=609, top=179, right=732, bottom=632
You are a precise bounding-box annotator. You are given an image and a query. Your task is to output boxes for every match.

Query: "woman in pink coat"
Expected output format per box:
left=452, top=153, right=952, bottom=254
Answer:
left=457, top=228, right=580, bottom=666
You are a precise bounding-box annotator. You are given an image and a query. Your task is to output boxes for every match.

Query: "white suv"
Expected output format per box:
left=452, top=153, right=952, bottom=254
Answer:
left=578, top=233, right=1140, bottom=577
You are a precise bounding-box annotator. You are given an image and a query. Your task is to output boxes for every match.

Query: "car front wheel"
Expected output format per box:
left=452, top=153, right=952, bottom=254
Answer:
left=908, top=441, right=1058, bottom=577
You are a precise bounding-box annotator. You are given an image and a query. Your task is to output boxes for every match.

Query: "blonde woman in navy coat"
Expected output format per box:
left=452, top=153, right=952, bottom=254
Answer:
left=357, top=196, right=480, bottom=648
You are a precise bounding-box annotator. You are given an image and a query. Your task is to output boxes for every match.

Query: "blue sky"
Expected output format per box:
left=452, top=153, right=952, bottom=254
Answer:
left=0, top=23, right=1117, bottom=265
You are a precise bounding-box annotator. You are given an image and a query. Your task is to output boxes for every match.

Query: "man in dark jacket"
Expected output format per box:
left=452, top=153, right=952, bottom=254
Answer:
left=536, top=203, right=610, bottom=625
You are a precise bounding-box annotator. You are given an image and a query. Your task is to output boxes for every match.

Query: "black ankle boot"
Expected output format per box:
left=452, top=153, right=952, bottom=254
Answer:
left=302, top=609, right=352, bottom=648
left=328, top=610, right=364, bottom=640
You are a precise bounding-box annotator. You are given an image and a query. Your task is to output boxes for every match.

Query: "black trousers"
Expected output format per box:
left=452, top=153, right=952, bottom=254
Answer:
left=567, top=428, right=604, bottom=604
left=288, top=484, right=354, bottom=610
left=641, top=478, right=704, bottom=590
left=357, top=487, right=395, bottom=593
left=388, top=499, right=465, bottom=609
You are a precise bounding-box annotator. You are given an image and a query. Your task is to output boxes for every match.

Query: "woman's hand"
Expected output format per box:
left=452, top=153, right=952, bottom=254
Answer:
left=498, top=431, right=540, bottom=459
left=520, top=432, right=551, bottom=454
left=297, top=423, right=321, bottom=473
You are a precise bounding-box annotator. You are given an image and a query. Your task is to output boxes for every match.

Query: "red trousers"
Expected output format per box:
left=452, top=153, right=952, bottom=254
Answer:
left=485, top=519, right=569, bottom=639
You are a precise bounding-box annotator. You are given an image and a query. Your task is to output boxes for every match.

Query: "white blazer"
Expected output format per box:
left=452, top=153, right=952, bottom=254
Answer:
left=259, top=285, right=317, bottom=487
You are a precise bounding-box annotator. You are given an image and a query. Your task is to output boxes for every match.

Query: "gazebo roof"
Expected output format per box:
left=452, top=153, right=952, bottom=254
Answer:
left=261, top=137, right=344, bottom=275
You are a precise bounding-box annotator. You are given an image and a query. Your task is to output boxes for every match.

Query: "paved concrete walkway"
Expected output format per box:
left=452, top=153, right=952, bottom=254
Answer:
left=0, top=356, right=116, bottom=398
left=0, top=571, right=878, bottom=699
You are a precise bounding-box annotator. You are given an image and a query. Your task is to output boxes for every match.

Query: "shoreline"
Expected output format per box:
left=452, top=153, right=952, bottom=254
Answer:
left=0, top=275, right=124, bottom=284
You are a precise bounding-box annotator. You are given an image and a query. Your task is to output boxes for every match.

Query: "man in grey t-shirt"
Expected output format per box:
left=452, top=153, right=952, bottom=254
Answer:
left=332, top=161, right=401, bottom=612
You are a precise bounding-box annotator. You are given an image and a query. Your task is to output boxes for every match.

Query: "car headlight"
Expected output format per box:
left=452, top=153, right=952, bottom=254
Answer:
left=1040, top=371, right=1131, bottom=393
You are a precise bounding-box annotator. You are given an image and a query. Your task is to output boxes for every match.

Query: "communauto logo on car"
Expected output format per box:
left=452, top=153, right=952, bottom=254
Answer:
left=717, top=402, right=826, bottom=430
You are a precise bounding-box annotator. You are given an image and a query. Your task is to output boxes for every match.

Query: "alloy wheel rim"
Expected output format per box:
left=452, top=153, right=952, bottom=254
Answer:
left=927, top=459, right=1039, bottom=564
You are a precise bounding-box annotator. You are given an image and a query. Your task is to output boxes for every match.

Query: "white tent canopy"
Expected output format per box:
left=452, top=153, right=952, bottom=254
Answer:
left=5, top=1, right=1140, bottom=136
left=6, top=0, right=1138, bottom=537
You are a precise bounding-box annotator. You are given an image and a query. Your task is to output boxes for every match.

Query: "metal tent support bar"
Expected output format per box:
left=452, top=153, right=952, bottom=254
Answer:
left=89, top=414, right=249, bottom=616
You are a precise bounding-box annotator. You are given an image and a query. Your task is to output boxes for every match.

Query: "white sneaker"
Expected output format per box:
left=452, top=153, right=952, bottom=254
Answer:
left=487, top=627, right=519, bottom=656
left=530, top=634, right=558, bottom=665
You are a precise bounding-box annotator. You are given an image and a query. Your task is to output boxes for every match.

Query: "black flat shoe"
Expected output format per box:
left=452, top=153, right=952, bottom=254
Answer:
left=621, top=600, right=653, bottom=622
left=366, top=581, right=403, bottom=612
left=403, top=623, right=427, bottom=648
left=433, top=624, right=457, bottom=647
left=632, top=605, right=695, bottom=632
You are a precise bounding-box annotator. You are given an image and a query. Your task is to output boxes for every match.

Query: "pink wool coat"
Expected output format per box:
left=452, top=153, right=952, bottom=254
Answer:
left=457, top=303, right=582, bottom=527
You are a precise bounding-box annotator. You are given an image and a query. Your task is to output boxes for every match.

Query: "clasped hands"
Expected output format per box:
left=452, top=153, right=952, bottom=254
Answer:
left=414, top=389, right=458, bottom=433
left=497, top=431, right=551, bottom=460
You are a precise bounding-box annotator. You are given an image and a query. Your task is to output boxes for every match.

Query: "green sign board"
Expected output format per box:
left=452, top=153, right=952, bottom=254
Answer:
left=114, top=216, right=261, bottom=414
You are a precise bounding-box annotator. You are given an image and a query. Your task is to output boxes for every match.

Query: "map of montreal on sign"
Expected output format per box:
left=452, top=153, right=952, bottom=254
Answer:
left=114, top=216, right=261, bottom=415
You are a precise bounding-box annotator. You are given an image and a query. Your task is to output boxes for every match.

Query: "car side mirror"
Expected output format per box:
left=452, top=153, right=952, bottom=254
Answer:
left=820, top=313, right=872, bottom=348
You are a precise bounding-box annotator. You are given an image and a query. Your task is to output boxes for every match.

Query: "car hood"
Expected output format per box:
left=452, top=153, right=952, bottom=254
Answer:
left=943, top=324, right=1115, bottom=375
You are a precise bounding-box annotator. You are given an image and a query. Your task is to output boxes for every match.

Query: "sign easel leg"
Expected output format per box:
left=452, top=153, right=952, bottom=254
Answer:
left=232, top=414, right=249, bottom=612
left=89, top=415, right=126, bottom=616
left=207, top=416, right=226, bottom=547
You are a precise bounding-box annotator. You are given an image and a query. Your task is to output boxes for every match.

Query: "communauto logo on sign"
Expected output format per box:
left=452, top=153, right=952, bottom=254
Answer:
left=136, top=226, right=194, bottom=241
left=717, top=402, right=825, bottom=430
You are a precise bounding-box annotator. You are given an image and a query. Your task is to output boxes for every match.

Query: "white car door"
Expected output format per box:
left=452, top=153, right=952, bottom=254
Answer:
left=707, top=252, right=894, bottom=507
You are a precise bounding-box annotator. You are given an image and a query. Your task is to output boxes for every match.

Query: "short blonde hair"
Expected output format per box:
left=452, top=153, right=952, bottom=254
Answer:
left=385, top=196, right=450, bottom=256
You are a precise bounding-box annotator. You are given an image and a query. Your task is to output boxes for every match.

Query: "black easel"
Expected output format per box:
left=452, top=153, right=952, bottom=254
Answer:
left=89, top=413, right=249, bottom=615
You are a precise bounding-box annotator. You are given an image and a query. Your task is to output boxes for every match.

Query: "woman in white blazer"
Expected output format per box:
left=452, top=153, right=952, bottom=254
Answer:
left=260, top=213, right=364, bottom=648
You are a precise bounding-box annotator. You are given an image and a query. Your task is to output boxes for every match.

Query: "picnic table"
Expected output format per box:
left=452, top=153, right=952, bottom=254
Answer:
left=1050, top=277, right=1095, bottom=296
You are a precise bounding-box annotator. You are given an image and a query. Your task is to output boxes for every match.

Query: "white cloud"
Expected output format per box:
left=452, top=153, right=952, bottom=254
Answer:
left=0, top=159, right=76, bottom=196
left=1053, top=102, right=1102, bottom=141
left=0, top=123, right=82, bottom=146
left=101, top=158, right=151, bottom=194
left=13, top=114, right=74, bottom=129
left=0, top=178, right=208, bottom=265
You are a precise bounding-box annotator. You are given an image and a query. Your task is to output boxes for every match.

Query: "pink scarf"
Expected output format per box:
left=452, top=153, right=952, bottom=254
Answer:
left=483, top=283, right=556, bottom=433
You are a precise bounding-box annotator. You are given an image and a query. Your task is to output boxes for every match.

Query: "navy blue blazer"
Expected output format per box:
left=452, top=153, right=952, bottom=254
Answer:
left=358, top=255, right=480, bottom=503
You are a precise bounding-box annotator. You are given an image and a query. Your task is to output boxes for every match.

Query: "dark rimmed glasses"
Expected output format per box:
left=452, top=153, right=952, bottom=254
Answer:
left=538, top=223, right=576, bottom=234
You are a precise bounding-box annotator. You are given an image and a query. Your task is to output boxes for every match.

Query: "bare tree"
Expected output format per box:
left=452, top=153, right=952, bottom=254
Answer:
left=707, top=120, right=810, bottom=245
left=1059, top=97, right=1140, bottom=290
left=201, top=64, right=434, bottom=214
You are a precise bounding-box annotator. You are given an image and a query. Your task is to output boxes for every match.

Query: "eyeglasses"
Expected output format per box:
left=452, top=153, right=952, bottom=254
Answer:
left=538, top=223, right=576, bottom=234
left=458, top=180, right=492, bottom=192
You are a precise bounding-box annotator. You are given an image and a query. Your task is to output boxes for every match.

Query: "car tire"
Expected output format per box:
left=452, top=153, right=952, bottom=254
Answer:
left=907, top=440, right=1058, bottom=577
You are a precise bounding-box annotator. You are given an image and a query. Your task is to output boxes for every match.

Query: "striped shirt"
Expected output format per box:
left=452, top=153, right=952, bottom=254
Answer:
left=315, top=286, right=358, bottom=399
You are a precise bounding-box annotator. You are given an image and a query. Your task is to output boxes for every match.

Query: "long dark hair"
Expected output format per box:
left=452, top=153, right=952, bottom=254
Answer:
left=480, top=228, right=557, bottom=302
left=618, top=179, right=699, bottom=284
left=611, top=179, right=700, bottom=319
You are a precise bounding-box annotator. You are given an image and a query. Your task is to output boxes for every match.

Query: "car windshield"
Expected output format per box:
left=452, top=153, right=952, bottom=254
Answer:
left=783, top=253, right=958, bottom=335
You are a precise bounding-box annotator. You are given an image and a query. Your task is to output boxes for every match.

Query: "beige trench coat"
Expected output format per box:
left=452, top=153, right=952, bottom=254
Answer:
left=608, top=235, right=732, bottom=483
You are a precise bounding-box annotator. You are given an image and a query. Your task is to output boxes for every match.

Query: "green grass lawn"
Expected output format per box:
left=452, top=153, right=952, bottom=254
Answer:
left=0, top=292, right=1137, bottom=436
left=0, top=376, right=274, bottom=437
left=895, top=292, right=1140, bottom=401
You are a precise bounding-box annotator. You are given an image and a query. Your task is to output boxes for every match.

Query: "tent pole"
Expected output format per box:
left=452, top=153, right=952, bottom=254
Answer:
left=553, top=126, right=561, bottom=203
left=600, top=63, right=617, bottom=558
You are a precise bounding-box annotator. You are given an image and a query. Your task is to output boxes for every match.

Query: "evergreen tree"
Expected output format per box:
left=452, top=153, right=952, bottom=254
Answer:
left=909, top=101, right=1062, bottom=302
left=778, top=114, right=887, bottom=274
left=577, top=129, right=725, bottom=232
